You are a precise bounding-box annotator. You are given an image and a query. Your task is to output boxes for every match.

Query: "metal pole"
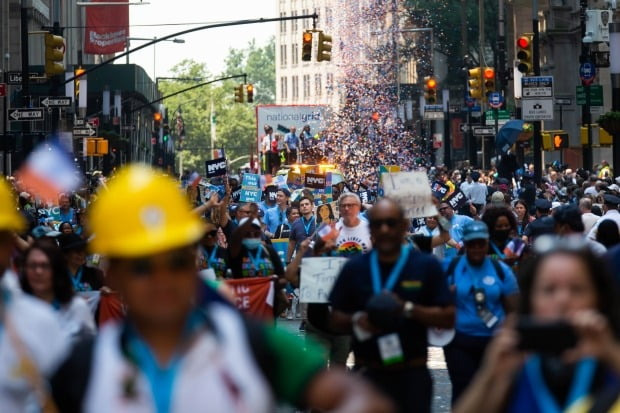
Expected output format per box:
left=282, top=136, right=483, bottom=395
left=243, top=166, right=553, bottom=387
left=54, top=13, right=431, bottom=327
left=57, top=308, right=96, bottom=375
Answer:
left=610, top=22, right=620, bottom=171
left=498, top=0, right=507, bottom=96
left=532, top=0, right=543, bottom=184
left=581, top=0, right=593, bottom=172
left=20, top=1, right=30, bottom=161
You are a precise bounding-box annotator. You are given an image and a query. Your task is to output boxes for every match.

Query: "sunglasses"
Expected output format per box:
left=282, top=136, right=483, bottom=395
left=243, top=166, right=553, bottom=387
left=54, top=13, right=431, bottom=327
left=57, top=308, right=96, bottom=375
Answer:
left=205, top=230, right=218, bottom=237
left=124, top=250, right=196, bottom=277
left=369, top=218, right=401, bottom=229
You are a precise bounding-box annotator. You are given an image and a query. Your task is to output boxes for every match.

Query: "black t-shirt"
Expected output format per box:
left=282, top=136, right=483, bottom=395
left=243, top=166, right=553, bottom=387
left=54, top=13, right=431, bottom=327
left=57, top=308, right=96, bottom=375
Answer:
left=409, top=234, right=432, bottom=254
left=329, top=249, right=452, bottom=363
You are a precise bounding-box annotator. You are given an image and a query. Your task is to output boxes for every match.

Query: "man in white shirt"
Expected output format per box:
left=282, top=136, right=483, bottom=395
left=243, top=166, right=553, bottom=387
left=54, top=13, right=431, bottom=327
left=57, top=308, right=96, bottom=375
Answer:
left=580, top=197, right=600, bottom=235
left=463, top=171, right=487, bottom=212
left=588, top=194, right=620, bottom=240
left=335, top=193, right=372, bottom=256
left=261, top=125, right=274, bottom=173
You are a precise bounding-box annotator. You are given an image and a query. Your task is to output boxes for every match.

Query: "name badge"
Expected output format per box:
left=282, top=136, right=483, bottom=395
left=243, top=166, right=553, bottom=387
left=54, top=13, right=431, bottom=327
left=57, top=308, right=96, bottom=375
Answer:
left=377, top=333, right=404, bottom=365
left=199, top=268, right=217, bottom=282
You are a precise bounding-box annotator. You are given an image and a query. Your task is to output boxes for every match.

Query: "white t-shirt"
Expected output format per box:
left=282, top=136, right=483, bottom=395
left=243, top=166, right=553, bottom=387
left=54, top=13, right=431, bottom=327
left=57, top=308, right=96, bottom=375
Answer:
left=57, top=296, right=97, bottom=338
left=335, top=219, right=372, bottom=256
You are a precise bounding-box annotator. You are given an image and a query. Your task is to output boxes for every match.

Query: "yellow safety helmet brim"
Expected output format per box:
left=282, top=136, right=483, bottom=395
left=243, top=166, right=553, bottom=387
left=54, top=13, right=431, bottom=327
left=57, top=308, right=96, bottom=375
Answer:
left=0, top=180, right=25, bottom=233
left=88, top=164, right=205, bottom=258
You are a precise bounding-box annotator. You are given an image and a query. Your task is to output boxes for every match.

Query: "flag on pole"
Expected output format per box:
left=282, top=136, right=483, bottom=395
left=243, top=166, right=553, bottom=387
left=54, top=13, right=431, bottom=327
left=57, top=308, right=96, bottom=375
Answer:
left=16, top=143, right=82, bottom=202
left=189, top=171, right=201, bottom=187
left=317, top=223, right=339, bottom=241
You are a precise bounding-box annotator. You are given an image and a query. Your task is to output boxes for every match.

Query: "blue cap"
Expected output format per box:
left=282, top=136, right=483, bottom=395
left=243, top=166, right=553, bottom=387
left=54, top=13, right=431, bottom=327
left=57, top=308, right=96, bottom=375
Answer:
left=462, top=221, right=490, bottom=242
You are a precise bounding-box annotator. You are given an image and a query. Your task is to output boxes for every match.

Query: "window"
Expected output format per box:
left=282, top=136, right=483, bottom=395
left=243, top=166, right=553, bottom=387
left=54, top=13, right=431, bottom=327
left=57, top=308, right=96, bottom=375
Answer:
left=302, top=9, right=309, bottom=29
left=292, top=10, right=298, bottom=32
left=292, top=76, right=299, bottom=99
left=303, top=74, right=311, bottom=98
left=280, top=12, right=287, bottom=33
left=326, top=73, right=333, bottom=95
left=315, top=74, right=322, bottom=96
left=291, top=44, right=298, bottom=65
left=280, top=76, right=288, bottom=100
left=280, top=44, right=287, bottom=66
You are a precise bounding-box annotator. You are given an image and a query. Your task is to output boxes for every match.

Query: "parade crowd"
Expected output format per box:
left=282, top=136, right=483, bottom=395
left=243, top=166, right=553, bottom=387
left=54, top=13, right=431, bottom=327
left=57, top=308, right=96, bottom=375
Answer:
left=3, top=134, right=620, bottom=413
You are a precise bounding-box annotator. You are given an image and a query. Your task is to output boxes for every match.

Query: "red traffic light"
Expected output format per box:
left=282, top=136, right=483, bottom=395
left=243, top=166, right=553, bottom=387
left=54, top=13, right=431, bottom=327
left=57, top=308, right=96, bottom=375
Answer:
left=153, top=112, right=162, bottom=122
left=426, top=77, right=437, bottom=89
left=303, top=32, right=313, bottom=44
left=517, top=36, right=530, bottom=49
left=483, top=68, right=495, bottom=79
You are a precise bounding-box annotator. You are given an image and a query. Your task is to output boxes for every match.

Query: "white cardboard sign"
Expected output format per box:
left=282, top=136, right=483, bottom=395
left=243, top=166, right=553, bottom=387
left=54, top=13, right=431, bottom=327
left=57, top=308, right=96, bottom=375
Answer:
left=381, top=172, right=438, bottom=218
left=299, top=257, right=348, bottom=303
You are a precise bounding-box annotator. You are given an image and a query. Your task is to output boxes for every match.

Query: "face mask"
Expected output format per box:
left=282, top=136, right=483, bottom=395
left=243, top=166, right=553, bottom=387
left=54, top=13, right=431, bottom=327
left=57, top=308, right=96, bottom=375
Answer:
left=495, top=229, right=511, bottom=243
left=242, top=238, right=262, bottom=250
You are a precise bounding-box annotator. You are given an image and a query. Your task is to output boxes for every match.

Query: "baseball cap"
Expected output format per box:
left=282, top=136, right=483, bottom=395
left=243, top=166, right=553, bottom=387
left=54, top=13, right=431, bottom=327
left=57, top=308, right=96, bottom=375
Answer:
left=238, top=217, right=262, bottom=228
left=603, top=193, right=620, bottom=206
left=462, top=221, right=490, bottom=242
left=535, top=198, right=552, bottom=210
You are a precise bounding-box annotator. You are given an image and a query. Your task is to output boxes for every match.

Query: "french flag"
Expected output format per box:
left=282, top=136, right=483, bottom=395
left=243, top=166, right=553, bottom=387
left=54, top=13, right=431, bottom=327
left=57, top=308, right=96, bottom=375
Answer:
left=189, top=171, right=201, bottom=187
left=16, top=143, right=82, bottom=202
left=213, top=148, right=225, bottom=159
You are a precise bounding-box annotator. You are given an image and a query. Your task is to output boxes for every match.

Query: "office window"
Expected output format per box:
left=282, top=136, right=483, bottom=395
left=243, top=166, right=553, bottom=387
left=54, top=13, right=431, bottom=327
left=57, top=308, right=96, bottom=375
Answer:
left=280, top=12, right=287, bottom=33
left=326, top=73, right=333, bottom=95
left=315, top=74, right=322, bottom=96
left=280, top=44, right=288, bottom=66
left=280, top=76, right=288, bottom=100
left=292, top=10, right=298, bottom=32
left=292, top=76, right=299, bottom=99
left=303, top=74, right=310, bottom=98
left=292, top=44, right=298, bottom=65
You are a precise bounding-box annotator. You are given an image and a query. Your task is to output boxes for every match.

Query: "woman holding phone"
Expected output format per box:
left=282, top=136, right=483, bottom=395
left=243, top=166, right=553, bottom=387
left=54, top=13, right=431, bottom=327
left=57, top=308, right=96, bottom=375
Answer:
left=455, top=235, right=620, bottom=413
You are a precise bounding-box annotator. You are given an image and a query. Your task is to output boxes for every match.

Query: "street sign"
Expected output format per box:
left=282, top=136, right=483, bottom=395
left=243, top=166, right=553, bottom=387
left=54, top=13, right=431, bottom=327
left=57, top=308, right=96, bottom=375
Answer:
left=485, top=109, right=510, bottom=126
left=579, top=62, right=596, bottom=85
left=488, top=92, right=504, bottom=109
left=0, top=83, right=5, bottom=97
left=473, top=126, right=496, bottom=136
left=74, top=118, right=86, bottom=127
left=522, top=76, right=554, bottom=98
left=576, top=85, right=604, bottom=106
left=88, top=117, right=100, bottom=127
left=522, top=99, right=554, bottom=121
left=8, top=107, right=44, bottom=121
left=4, top=71, right=45, bottom=85
left=39, top=96, right=72, bottom=107
left=465, top=97, right=476, bottom=108
left=72, top=126, right=96, bottom=137
left=424, top=104, right=445, bottom=120
left=449, top=104, right=461, bottom=114
left=555, top=97, right=573, bottom=106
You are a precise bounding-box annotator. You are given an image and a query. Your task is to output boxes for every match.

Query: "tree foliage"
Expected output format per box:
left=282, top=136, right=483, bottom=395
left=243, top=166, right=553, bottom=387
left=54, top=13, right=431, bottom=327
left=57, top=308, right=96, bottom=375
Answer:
left=158, top=37, right=275, bottom=173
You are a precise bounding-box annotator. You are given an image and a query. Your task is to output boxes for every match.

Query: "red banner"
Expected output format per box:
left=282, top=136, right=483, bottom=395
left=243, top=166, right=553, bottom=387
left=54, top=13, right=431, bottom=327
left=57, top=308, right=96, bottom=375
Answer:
left=225, top=277, right=275, bottom=320
left=84, top=0, right=128, bottom=54
left=98, top=292, right=125, bottom=325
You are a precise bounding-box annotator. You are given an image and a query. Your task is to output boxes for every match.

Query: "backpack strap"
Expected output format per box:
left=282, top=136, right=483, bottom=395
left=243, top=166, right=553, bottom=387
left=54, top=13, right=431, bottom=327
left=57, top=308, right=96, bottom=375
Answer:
left=50, top=336, right=95, bottom=413
left=490, top=259, right=506, bottom=282
left=446, top=256, right=462, bottom=285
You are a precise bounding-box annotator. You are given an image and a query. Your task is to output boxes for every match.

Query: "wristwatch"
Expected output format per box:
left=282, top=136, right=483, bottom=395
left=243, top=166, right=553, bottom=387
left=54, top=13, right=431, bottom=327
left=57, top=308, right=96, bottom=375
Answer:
left=403, top=301, right=415, bottom=318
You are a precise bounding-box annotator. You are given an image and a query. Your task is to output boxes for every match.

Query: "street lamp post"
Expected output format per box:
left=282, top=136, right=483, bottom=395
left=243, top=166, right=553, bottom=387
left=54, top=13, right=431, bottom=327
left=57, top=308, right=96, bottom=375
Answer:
left=125, top=36, right=185, bottom=78
left=610, top=22, right=620, bottom=170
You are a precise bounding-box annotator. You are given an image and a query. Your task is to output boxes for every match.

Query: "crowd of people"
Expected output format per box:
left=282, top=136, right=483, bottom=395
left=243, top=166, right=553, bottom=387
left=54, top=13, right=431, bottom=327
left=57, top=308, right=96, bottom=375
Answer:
left=3, top=148, right=620, bottom=412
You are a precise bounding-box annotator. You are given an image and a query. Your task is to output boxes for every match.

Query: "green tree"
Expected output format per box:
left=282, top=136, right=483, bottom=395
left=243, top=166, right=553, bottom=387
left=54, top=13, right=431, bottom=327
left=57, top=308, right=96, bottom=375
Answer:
left=158, top=37, right=275, bottom=173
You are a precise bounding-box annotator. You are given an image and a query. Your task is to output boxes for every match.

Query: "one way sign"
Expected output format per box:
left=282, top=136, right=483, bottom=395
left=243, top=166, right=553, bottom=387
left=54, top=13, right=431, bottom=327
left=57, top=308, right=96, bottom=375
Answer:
left=8, top=108, right=44, bottom=121
left=40, top=96, right=72, bottom=107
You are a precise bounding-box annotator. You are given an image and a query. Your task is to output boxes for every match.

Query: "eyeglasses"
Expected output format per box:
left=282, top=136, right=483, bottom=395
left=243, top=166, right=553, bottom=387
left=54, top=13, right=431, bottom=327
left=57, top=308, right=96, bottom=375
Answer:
left=533, top=235, right=590, bottom=255
left=205, top=230, right=218, bottom=237
left=124, top=250, right=196, bottom=277
left=340, top=203, right=359, bottom=209
left=369, top=218, right=401, bottom=229
left=25, top=262, right=51, bottom=271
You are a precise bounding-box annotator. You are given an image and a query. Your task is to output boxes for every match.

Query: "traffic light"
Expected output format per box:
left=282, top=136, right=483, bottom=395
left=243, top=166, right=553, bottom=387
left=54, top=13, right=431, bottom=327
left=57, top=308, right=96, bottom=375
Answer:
left=317, top=31, right=332, bottom=62
left=553, top=132, right=569, bottom=149
left=153, top=112, right=162, bottom=131
left=44, top=33, right=65, bottom=77
left=302, top=31, right=313, bottom=62
left=163, top=124, right=170, bottom=143
left=74, top=67, right=85, bottom=102
left=467, top=67, right=483, bottom=99
left=424, top=76, right=438, bottom=104
left=234, top=84, right=244, bottom=103
left=517, top=34, right=534, bottom=75
left=483, top=67, right=495, bottom=97
left=246, top=84, right=254, bottom=103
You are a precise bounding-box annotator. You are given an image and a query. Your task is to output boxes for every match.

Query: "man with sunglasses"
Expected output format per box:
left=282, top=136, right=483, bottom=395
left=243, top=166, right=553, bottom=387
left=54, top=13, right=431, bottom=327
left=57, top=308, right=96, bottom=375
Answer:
left=329, top=198, right=455, bottom=413
left=51, top=165, right=392, bottom=413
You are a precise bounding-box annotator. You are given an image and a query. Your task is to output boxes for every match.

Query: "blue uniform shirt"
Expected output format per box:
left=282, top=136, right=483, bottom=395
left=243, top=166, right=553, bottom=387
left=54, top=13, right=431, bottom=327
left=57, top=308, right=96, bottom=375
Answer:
left=443, top=256, right=519, bottom=337
left=445, top=214, right=474, bottom=259
left=264, top=206, right=289, bottom=234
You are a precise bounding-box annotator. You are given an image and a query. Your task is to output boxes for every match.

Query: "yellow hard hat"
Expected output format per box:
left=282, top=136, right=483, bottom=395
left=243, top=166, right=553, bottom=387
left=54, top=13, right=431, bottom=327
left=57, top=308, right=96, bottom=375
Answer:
left=0, top=179, right=25, bottom=232
left=88, top=164, right=205, bottom=258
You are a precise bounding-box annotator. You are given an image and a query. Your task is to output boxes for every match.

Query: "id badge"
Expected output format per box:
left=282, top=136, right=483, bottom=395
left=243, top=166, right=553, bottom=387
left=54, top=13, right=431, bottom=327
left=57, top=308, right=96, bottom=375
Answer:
left=199, top=268, right=217, bottom=282
left=477, top=307, right=499, bottom=329
left=377, top=333, right=404, bottom=365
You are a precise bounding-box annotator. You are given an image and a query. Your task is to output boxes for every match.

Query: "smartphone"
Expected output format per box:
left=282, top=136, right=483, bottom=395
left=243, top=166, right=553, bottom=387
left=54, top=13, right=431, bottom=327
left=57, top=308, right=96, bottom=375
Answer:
left=516, top=317, right=577, bottom=354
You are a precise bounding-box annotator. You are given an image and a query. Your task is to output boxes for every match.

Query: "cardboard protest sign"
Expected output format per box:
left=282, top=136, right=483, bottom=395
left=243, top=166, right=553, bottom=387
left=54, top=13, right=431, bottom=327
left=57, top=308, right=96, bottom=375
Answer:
left=265, top=186, right=278, bottom=202
left=300, top=257, right=348, bottom=303
left=225, top=277, right=275, bottom=320
left=446, top=189, right=468, bottom=210
left=359, top=190, right=370, bottom=204
left=305, top=173, right=326, bottom=189
left=431, top=181, right=450, bottom=200
left=205, top=157, right=227, bottom=178
left=240, top=173, right=262, bottom=202
left=312, top=172, right=333, bottom=205
left=316, top=203, right=337, bottom=225
left=381, top=172, right=438, bottom=218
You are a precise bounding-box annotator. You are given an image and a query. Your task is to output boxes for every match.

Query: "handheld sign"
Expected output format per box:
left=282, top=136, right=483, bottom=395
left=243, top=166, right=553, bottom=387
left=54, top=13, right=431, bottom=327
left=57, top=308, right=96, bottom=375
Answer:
left=431, top=181, right=450, bottom=200
left=240, top=173, right=262, bottom=203
left=300, top=257, right=348, bottom=303
left=446, top=189, right=468, bottom=210
left=305, top=173, right=326, bottom=189
left=381, top=172, right=438, bottom=218
left=205, top=157, right=227, bottom=178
